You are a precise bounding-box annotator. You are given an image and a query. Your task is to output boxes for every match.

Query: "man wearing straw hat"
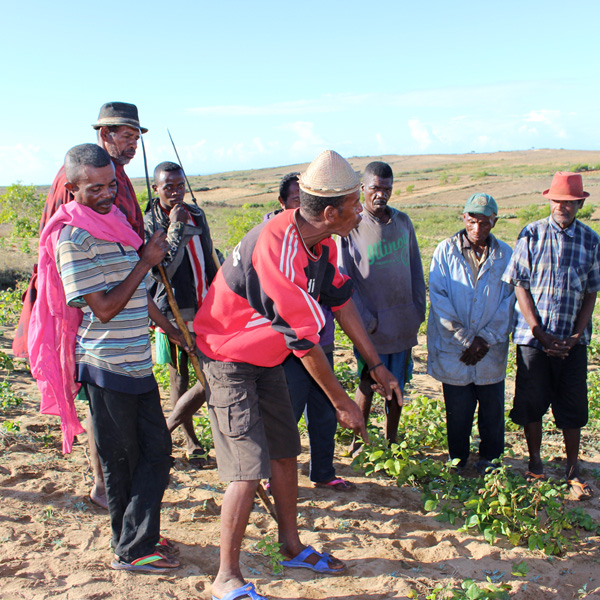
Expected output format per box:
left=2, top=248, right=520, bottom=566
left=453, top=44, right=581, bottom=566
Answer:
left=194, top=150, right=401, bottom=600
left=14, top=102, right=148, bottom=511
left=502, top=171, right=600, bottom=500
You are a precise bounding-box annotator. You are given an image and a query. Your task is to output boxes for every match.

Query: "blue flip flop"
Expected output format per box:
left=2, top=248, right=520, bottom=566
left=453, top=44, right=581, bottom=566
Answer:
left=211, top=582, right=267, bottom=600
left=280, top=545, right=346, bottom=574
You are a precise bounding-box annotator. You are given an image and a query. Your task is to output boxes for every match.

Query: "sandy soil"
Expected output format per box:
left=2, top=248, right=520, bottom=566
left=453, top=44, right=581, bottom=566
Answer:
left=1, top=332, right=600, bottom=600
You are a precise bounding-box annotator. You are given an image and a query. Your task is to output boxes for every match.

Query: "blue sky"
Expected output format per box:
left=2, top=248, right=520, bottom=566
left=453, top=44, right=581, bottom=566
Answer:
left=2, top=0, right=599, bottom=185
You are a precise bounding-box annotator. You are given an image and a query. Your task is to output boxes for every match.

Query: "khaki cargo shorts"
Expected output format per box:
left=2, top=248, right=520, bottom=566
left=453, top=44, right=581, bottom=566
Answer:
left=199, top=353, right=301, bottom=481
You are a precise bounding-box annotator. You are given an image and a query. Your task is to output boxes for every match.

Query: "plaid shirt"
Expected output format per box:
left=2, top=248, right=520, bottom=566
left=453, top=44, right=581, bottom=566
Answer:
left=502, top=217, right=600, bottom=348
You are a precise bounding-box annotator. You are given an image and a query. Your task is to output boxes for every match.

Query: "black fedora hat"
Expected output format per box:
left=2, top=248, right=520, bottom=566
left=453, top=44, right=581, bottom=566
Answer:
left=92, top=102, right=148, bottom=134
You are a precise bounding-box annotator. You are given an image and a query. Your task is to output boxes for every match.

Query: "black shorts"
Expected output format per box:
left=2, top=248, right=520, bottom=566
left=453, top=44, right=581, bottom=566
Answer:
left=199, top=353, right=301, bottom=482
left=510, top=344, right=588, bottom=429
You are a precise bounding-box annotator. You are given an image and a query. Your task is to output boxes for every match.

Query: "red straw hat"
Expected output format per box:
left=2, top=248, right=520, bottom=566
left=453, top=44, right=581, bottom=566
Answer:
left=543, top=171, right=589, bottom=201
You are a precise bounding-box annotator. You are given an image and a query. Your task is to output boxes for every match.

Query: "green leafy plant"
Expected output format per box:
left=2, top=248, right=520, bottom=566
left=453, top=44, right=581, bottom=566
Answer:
left=0, top=282, right=27, bottom=326
left=511, top=561, right=529, bottom=577
left=0, top=379, right=23, bottom=411
left=255, top=534, right=285, bottom=574
left=0, top=351, right=14, bottom=372
left=0, top=419, right=21, bottom=433
left=136, top=189, right=149, bottom=211
left=352, top=394, right=599, bottom=555
left=153, top=363, right=171, bottom=391
left=416, top=579, right=511, bottom=599
left=587, top=371, right=600, bottom=430
left=192, top=409, right=214, bottom=450
left=406, top=184, right=415, bottom=194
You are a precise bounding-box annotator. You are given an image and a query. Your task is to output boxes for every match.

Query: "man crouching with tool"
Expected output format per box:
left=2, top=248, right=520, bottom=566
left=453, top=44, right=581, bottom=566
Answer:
left=28, top=143, right=190, bottom=573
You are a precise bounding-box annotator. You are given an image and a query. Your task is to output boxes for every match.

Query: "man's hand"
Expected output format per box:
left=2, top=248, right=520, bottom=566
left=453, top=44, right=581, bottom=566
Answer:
left=369, top=364, right=403, bottom=407
left=460, top=336, right=490, bottom=365
left=534, top=328, right=572, bottom=359
left=169, top=204, right=188, bottom=223
left=141, top=231, right=169, bottom=267
left=335, top=399, right=369, bottom=443
left=167, top=327, right=195, bottom=354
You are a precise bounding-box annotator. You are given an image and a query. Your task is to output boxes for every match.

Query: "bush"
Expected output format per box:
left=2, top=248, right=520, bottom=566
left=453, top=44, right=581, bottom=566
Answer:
left=577, top=204, right=594, bottom=220
left=472, top=170, right=494, bottom=179
left=226, top=207, right=264, bottom=248
left=572, top=163, right=590, bottom=173
left=136, top=190, right=149, bottom=211
left=518, top=204, right=550, bottom=226
left=0, top=183, right=44, bottom=239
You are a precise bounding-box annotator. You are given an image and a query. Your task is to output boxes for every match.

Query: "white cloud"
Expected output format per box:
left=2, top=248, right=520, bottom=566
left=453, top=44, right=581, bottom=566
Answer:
left=0, top=144, right=59, bottom=185
left=524, top=109, right=560, bottom=123
left=188, top=95, right=371, bottom=118
left=253, top=137, right=265, bottom=153
left=187, top=83, right=549, bottom=119
left=282, top=121, right=326, bottom=157
left=408, top=119, right=434, bottom=150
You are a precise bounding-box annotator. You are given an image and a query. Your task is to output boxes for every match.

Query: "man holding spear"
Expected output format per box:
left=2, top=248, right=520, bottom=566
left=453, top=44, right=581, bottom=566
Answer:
left=28, top=143, right=190, bottom=572
left=145, top=160, right=220, bottom=466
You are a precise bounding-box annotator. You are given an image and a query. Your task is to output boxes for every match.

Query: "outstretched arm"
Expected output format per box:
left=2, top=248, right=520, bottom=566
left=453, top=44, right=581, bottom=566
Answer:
left=333, top=299, right=402, bottom=406
left=147, top=293, right=192, bottom=352
left=300, top=344, right=368, bottom=442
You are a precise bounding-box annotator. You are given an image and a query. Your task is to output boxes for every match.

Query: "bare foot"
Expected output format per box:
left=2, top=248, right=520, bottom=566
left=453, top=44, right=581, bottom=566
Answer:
left=89, top=484, right=108, bottom=510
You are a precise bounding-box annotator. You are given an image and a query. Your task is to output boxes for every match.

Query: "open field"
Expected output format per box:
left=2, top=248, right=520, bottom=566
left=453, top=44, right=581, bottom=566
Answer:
left=2, top=149, right=600, bottom=599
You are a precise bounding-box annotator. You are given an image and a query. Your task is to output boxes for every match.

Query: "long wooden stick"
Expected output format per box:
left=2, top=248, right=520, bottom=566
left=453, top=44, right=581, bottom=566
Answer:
left=145, top=135, right=277, bottom=522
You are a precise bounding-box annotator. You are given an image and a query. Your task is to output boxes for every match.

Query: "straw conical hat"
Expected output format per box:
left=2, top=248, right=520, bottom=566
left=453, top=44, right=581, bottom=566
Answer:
left=299, top=150, right=360, bottom=198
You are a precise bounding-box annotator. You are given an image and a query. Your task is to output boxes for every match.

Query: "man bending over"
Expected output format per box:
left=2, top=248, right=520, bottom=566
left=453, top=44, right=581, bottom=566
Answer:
left=194, top=150, right=401, bottom=600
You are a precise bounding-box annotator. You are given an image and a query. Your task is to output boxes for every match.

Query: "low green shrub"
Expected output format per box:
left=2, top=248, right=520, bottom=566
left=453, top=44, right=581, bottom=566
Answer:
left=518, top=204, right=550, bottom=226
left=0, top=283, right=26, bottom=326
left=351, top=392, right=599, bottom=556
left=227, top=207, right=264, bottom=248
left=0, top=183, right=44, bottom=239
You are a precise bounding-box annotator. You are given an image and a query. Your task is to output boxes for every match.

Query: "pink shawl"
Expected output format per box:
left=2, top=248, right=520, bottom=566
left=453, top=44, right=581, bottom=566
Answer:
left=28, top=202, right=142, bottom=453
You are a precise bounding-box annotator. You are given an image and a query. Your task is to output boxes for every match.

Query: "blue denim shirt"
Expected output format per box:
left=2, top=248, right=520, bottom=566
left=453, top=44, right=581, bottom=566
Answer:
left=427, top=232, right=514, bottom=386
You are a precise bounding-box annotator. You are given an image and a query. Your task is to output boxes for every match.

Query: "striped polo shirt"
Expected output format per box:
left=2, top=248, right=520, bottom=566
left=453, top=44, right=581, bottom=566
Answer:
left=57, top=225, right=155, bottom=393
